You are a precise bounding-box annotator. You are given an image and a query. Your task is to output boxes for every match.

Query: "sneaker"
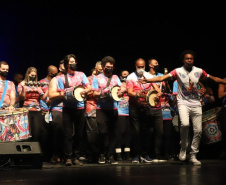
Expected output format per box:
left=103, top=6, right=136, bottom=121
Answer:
left=98, top=154, right=106, bottom=164
left=65, top=158, right=72, bottom=166
left=132, top=156, right=140, bottom=163
left=108, top=155, right=118, bottom=165
left=190, top=156, right=201, bottom=166
left=179, top=148, right=186, bottom=161
left=73, top=159, right=83, bottom=166
left=140, top=155, right=153, bottom=163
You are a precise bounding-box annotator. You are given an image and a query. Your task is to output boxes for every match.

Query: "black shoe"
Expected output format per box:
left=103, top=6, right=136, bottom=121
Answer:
left=124, top=152, right=132, bottom=161
left=108, top=155, right=118, bottom=165
left=98, top=154, right=106, bottom=164
left=116, top=153, right=123, bottom=161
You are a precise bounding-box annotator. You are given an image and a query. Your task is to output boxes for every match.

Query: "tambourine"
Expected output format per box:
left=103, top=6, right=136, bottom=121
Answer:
left=146, top=89, right=159, bottom=107
left=110, top=85, right=122, bottom=101
left=65, top=85, right=86, bottom=102
left=25, top=82, right=48, bottom=87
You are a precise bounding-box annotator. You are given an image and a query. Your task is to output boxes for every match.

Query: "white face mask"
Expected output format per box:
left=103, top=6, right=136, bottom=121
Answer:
left=136, top=68, right=145, bottom=76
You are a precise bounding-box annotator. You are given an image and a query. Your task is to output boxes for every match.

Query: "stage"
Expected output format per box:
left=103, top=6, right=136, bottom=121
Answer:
left=1, top=160, right=226, bottom=185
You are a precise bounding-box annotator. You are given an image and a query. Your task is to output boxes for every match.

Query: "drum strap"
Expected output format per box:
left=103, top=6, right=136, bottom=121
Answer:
left=106, top=75, right=112, bottom=88
left=0, top=80, right=8, bottom=108
left=64, top=74, right=69, bottom=88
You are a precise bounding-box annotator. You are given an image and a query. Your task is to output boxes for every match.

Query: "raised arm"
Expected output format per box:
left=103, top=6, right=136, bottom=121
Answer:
left=208, top=75, right=226, bottom=85
left=139, top=74, right=171, bottom=84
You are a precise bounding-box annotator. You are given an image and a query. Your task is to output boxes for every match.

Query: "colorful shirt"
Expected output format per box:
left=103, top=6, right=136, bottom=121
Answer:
left=92, top=74, right=122, bottom=110
left=169, top=66, right=208, bottom=107
left=17, top=82, right=44, bottom=111
left=0, top=80, right=15, bottom=108
left=39, top=78, right=50, bottom=112
left=117, top=83, right=129, bottom=116
left=85, top=75, right=98, bottom=117
left=56, top=72, right=90, bottom=109
left=126, top=71, right=157, bottom=107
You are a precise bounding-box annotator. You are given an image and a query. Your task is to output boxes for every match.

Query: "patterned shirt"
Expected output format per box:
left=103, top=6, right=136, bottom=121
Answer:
left=17, top=82, right=44, bottom=111
left=56, top=72, right=90, bottom=109
left=39, top=78, right=50, bottom=112
left=169, top=66, right=208, bottom=107
left=92, top=73, right=122, bottom=110
left=0, top=80, right=15, bottom=108
left=126, top=71, right=156, bottom=107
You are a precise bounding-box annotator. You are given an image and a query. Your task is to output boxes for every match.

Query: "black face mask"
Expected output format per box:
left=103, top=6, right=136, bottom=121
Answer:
left=0, top=71, right=8, bottom=77
left=104, top=68, right=113, bottom=75
left=29, top=76, right=36, bottom=81
left=69, top=63, right=77, bottom=71
left=153, top=65, right=159, bottom=72
left=49, top=73, right=57, bottom=78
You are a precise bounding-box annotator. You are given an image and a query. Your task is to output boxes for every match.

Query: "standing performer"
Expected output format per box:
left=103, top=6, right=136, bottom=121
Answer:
left=139, top=50, right=226, bottom=165
left=18, top=67, right=48, bottom=155
left=92, top=56, right=124, bottom=164
left=85, top=61, right=102, bottom=163
left=48, top=54, right=91, bottom=166
left=126, top=58, right=162, bottom=163
left=0, top=61, right=16, bottom=111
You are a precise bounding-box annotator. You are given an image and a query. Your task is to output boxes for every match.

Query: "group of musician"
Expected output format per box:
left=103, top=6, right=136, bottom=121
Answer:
left=1, top=49, right=226, bottom=166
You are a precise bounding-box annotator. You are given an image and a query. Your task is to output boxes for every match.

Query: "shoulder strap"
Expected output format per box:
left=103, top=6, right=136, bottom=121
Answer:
left=106, top=75, right=112, bottom=88
left=64, top=74, right=69, bottom=88
left=0, top=80, right=8, bottom=107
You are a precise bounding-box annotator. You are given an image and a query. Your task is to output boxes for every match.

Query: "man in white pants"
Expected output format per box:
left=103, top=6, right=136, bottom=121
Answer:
left=138, top=50, right=226, bottom=165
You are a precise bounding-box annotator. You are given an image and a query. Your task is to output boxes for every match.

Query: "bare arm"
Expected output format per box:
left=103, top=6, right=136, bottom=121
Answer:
left=48, top=78, right=65, bottom=100
left=218, top=83, right=226, bottom=99
left=208, top=75, right=226, bottom=85
left=139, top=74, right=172, bottom=84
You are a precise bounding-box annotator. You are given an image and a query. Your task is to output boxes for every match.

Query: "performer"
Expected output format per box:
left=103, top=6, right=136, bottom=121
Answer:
left=92, top=56, right=125, bottom=164
left=48, top=62, right=66, bottom=164
left=218, top=77, right=226, bottom=159
left=85, top=61, right=102, bottom=163
left=0, top=61, right=16, bottom=111
left=115, top=69, right=132, bottom=161
left=13, top=72, right=24, bottom=108
left=18, top=67, right=48, bottom=154
left=126, top=58, right=162, bottom=163
left=139, top=50, right=226, bottom=165
left=48, top=54, right=91, bottom=166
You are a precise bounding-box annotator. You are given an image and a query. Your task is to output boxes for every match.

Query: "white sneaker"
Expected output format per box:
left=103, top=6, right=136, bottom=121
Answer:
left=179, top=148, right=186, bottom=161
left=190, top=156, right=201, bottom=166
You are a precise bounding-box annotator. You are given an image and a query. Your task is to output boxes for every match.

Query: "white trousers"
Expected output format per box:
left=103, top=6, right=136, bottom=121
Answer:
left=178, top=104, right=202, bottom=155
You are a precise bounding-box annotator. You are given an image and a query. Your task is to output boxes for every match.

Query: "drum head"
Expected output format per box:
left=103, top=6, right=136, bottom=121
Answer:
left=147, top=90, right=158, bottom=106
left=111, top=86, right=121, bottom=101
left=73, top=86, right=86, bottom=101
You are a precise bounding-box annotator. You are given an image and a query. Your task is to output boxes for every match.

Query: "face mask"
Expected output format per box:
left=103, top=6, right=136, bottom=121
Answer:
left=104, top=68, right=113, bottom=74
left=136, top=68, right=145, bottom=76
left=0, top=71, right=8, bottom=77
left=49, top=73, right=57, bottom=78
left=120, top=76, right=127, bottom=82
left=153, top=65, right=159, bottom=72
left=29, top=76, right=36, bottom=81
left=69, top=63, right=77, bottom=71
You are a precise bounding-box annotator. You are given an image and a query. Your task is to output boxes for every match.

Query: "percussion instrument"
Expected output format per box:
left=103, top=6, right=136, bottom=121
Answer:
left=110, top=85, right=122, bottom=101
left=146, top=89, right=159, bottom=107
left=65, top=85, right=86, bottom=102
left=0, top=108, right=31, bottom=142
left=25, top=81, right=48, bottom=87
left=202, top=107, right=222, bottom=144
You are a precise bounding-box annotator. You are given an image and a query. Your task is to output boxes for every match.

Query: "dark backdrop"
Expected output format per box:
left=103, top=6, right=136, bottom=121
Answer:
left=0, top=1, right=225, bottom=83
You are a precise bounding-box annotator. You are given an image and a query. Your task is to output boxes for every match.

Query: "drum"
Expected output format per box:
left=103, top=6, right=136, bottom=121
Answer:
left=65, top=85, right=86, bottom=102
left=146, top=89, right=159, bottom=107
left=202, top=107, right=222, bottom=144
left=110, top=85, right=122, bottom=101
left=0, top=108, right=31, bottom=142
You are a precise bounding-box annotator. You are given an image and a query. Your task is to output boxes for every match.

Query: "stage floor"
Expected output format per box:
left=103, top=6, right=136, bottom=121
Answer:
left=1, top=160, right=226, bottom=185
